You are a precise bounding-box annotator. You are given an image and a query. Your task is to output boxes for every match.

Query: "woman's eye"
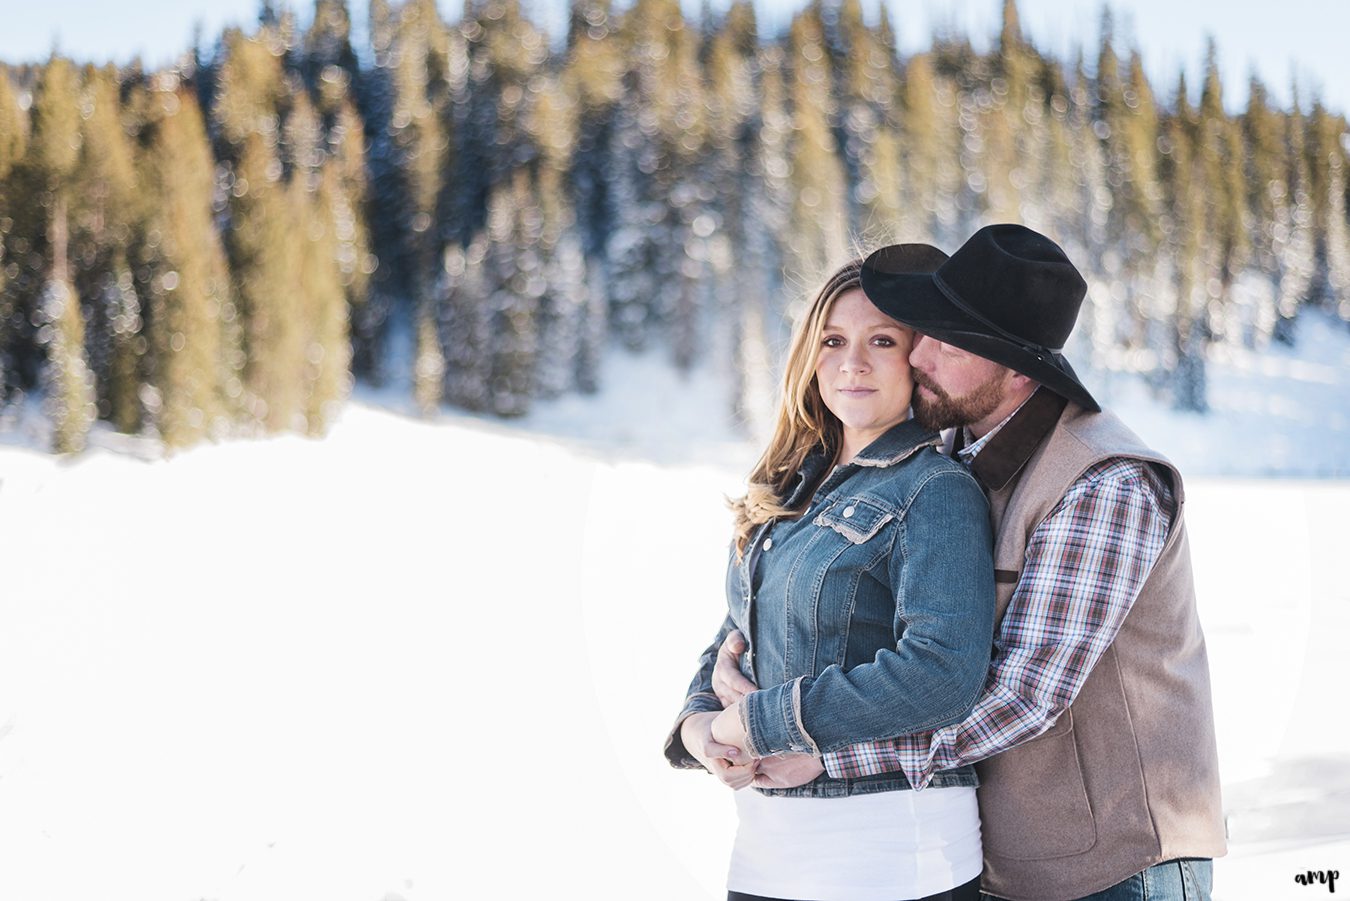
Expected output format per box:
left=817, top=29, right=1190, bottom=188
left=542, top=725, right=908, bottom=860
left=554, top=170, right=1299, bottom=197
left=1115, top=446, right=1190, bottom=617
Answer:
left=872, top=336, right=895, bottom=347
left=822, top=336, right=844, bottom=347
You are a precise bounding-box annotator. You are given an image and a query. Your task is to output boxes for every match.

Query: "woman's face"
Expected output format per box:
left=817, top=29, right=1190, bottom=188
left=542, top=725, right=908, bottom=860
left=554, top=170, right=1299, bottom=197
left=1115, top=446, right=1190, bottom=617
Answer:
left=814, top=288, right=914, bottom=452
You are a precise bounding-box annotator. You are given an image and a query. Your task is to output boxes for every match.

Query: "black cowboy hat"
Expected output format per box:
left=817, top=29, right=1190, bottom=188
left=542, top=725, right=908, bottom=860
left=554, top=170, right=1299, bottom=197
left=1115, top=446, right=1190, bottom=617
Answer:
left=864, top=242, right=950, bottom=277
left=861, top=223, right=1100, bottom=412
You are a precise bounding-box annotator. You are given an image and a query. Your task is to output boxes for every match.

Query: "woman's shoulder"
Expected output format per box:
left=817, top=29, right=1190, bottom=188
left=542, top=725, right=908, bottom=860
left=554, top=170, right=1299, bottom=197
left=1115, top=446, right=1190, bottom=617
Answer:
left=860, top=446, right=984, bottom=511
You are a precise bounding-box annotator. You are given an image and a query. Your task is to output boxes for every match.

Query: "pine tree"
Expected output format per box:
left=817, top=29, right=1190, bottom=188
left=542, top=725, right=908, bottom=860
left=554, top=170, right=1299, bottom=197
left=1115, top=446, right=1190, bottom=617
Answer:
left=303, top=0, right=360, bottom=114
left=704, top=0, right=776, bottom=431
left=747, top=41, right=794, bottom=367
left=38, top=207, right=95, bottom=453
left=213, top=28, right=307, bottom=431
left=1158, top=73, right=1209, bottom=411
left=830, top=0, right=901, bottom=236
left=27, top=58, right=96, bottom=451
left=1197, top=40, right=1249, bottom=346
left=1022, top=53, right=1077, bottom=240
left=562, top=0, right=622, bottom=367
left=0, top=71, right=24, bottom=173
left=1064, top=52, right=1104, bottom=255
left=96, top=252, right=144, bottom=434
left=1095, top=32, right=1163, bottom=347
left=1272, top=87, right=1315, bottom=343
left=606, top=0, right=707, bottom=356
left=864, top=2, right=906, bottom=238
left=0, top=69, right=31, bottom=402
left=137, top=83, right=235, bottom=448
left=1242, top=75, right=1296, bottom=346
left=526, top=74, right=586, bottom=399
left=387, top=0, right=460, bottom=407
left=1063, top=51, right=1112, bottom=382
left=1306, top=99, right=1350, bottom=319
left=899, top=52, right=960, bottom=244
left=440, top=233, right=492, bottom=410
left=977, top=0, right=1035, bottom=224
left=394, top=0, right=453, bottom=296
left=354, top=0, right=399, bottom=380
left=327, top=98, right=375, bottom=377
left=660, top=0, right=711, bottom=373
left=412, top=297, right=445, bottom=413
left=782, top=2, right=848, bottom=286
left=71, top=64, right=143, bottom=432
left=484, top=171, right=540, bottom=417
left=285, top=90, right=352, bottom=433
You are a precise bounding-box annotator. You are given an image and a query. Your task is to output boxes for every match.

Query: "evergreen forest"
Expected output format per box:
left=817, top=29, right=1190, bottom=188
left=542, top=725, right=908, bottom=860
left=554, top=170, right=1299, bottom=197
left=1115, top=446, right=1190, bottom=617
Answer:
left=1, top=0, right=1348, bottom=452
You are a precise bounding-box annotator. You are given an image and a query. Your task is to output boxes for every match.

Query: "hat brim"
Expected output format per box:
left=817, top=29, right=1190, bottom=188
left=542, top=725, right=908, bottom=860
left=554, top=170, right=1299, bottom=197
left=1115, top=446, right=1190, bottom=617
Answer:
left=861, top=266, right=1101, bottom=413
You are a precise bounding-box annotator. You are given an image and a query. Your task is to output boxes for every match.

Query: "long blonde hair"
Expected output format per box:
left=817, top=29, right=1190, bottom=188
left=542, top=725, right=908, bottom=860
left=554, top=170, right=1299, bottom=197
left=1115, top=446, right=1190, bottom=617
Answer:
left=729, top=259, right=864, bottom=558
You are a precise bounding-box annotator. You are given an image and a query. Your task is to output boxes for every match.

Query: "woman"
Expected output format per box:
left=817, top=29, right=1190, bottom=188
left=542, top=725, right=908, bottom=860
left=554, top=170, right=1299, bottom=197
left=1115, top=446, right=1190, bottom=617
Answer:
left=663, top=251, right=996, bottom=901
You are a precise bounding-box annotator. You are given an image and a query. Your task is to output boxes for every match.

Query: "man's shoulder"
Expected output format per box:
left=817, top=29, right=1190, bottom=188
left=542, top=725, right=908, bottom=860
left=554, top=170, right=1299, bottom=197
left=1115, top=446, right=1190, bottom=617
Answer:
left=1060, top=404, right=1144, bottom=447
left=1038, top=404, right=1174, bottom=477
left=999, top=402, right=1182, bottom=524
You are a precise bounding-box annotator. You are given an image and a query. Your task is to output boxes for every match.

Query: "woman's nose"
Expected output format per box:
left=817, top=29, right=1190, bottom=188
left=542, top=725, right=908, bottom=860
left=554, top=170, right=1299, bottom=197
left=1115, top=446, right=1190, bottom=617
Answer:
left=841, top=347, right=870, bottom=373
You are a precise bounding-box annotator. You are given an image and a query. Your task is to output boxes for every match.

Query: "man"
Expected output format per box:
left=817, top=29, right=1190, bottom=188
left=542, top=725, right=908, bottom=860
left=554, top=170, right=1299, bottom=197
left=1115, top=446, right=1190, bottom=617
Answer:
left=705, top=224, right=1226, bottom=901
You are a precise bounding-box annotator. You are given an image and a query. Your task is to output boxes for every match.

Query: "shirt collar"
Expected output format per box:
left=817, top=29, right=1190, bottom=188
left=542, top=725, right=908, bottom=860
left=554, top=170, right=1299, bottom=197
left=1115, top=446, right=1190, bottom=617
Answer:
left=956, top=395, right=1034, bottom=464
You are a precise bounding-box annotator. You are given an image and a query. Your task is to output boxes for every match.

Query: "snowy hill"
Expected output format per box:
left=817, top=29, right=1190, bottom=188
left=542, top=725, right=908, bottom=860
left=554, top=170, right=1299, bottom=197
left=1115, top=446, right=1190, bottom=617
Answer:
left=1, top=315, right=1348, bottom=900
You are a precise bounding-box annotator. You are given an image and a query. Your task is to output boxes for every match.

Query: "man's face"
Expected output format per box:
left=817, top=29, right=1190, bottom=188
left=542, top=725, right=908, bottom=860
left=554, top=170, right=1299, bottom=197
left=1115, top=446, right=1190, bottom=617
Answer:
left=907, top=334, right=1014, bottom=432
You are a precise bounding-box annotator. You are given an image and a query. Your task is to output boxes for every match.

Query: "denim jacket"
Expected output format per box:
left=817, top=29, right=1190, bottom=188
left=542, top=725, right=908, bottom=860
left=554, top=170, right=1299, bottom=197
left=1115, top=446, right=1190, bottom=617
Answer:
left=665, top=418, right=996, bottom=797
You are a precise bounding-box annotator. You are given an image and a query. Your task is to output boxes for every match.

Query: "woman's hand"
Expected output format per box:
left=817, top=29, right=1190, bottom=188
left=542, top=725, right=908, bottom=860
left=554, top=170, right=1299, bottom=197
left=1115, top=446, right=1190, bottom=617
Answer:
left=712, top=630, right=759, bottom=707
left=710, top=700, right=751, bottom=756
left=710, top=701, right=824, bottom=789
left=752, top=754, right=825, bottom=790
left=680, top=712, right=757, bottom=790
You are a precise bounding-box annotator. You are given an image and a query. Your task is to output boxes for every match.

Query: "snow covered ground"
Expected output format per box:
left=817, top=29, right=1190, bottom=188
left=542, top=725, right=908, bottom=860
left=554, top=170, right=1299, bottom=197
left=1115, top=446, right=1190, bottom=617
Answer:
left=1, top=311, right=1348, bottom=900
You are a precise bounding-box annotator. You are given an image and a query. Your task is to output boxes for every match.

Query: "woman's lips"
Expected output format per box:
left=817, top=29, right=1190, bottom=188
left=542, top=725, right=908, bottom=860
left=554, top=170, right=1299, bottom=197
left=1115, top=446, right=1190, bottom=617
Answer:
left=839, top=387, right=877, bottom=397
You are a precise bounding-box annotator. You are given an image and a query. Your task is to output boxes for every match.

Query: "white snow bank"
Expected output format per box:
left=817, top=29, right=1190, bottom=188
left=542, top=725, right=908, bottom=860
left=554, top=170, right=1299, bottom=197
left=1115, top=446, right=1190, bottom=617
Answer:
left=1, top=385, right=1346, bottom=900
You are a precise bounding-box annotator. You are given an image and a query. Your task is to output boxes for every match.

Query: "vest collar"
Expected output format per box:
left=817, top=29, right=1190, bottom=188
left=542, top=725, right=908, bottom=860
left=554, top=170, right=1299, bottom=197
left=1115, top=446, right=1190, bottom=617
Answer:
left=967, top=388, right=1069, bottom=492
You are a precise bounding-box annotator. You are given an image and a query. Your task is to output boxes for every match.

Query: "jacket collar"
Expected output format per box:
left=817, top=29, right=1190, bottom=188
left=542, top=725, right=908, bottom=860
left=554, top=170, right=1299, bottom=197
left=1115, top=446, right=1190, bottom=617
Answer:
left=967, top=387, right=1068, bottom=492
left=850, top=417, right=943, bottom=467
left=782, top=418, right=941, bottom=509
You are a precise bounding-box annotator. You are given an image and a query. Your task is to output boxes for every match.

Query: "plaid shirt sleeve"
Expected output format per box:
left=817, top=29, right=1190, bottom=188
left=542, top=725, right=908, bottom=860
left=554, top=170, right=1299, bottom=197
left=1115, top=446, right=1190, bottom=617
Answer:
left=822, top=457, right=1175, bottom=787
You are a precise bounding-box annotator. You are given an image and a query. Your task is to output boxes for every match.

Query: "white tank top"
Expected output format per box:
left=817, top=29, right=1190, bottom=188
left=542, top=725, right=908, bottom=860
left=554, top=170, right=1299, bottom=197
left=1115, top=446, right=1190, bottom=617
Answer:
left=727, top=786, right=982, bottom=901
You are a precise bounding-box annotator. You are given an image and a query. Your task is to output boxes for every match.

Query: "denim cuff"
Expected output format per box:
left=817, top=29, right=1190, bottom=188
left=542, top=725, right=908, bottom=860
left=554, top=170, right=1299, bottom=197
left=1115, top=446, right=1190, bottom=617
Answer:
left=663, top=692, right=725, bottom=770
left=742, top=677, right=819, bottom=757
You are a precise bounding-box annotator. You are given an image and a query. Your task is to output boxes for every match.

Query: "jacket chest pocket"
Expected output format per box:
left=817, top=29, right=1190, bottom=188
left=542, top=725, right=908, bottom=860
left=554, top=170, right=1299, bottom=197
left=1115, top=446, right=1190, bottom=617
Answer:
left=810, top=496, right=896, bottom=673
left=813, top=496, right=894, bottom=544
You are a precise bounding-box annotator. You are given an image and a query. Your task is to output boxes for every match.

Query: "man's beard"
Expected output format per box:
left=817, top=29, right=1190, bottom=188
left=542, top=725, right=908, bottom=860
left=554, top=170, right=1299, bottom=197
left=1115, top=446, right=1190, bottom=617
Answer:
left=911, top=369, right=1008, bottom=431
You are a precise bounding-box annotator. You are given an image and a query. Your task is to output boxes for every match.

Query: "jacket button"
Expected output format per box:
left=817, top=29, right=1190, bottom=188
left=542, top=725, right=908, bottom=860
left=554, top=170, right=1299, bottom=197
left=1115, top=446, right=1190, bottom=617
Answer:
left=843, top=505, right=856, bottom=518
left=762, top=537, right=773, bottom=550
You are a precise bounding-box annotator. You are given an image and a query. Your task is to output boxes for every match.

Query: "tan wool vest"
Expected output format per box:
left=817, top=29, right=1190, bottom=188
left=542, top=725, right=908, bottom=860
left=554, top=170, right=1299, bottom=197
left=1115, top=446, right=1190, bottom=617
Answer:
left=973, top=395, right=1226, bottom=901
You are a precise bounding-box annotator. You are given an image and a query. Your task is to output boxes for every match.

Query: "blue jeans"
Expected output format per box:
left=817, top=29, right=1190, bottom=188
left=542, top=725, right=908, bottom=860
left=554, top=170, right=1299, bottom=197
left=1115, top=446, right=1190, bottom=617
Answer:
left=983, top=858, right=1213, bottom=901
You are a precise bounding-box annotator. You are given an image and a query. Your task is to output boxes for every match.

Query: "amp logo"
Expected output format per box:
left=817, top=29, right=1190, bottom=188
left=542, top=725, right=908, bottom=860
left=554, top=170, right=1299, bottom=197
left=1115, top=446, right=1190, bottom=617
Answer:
left=1294, top=869, right=1339, bottom=893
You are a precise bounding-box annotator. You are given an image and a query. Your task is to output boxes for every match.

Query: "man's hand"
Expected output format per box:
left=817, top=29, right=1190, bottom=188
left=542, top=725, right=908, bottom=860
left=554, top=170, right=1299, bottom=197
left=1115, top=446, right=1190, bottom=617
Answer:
left=712, top=629, right=758, bottom=707
left=752, top=754, right=825, bottom=790
left=680, top=711, right=757, bottom=790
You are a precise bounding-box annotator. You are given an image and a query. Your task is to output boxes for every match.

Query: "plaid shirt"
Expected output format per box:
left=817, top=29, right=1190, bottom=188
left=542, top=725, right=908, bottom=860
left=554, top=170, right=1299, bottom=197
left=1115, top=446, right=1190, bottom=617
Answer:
left=821, top=446, right=1175, bottom=788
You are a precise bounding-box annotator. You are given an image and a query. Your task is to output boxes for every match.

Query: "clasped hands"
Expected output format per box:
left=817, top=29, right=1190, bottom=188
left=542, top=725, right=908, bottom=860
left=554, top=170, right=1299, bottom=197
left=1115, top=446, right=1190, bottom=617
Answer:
left=680, top=629, right=825, bottom=791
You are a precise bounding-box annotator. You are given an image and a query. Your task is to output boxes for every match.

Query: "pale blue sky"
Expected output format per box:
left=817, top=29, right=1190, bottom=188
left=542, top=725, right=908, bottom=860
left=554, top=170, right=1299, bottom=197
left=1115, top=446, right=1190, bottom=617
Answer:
left=1, top=0, right=1345, bottom=114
